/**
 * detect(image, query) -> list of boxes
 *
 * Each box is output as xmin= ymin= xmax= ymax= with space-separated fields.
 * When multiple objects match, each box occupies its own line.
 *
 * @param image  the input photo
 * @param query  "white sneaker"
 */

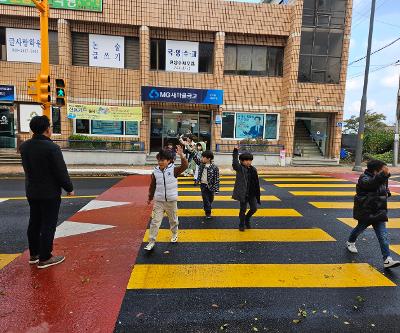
xmin=384 ymin=257 xmax=400 ymax=269
xmin=346 ymin=241 xmax=358 ymax=254
xmin=144 ymin=242 xmax=155 ymax=251
xmin=171 ymin=233 xmax=178 ymax=243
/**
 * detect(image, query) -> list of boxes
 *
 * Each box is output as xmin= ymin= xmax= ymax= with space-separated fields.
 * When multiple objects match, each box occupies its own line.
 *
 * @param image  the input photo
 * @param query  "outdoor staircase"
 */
xmin=292 ymin=120 xmax=338 ymax=167
xmin=0 ymin=149 xmax=21 ymax=165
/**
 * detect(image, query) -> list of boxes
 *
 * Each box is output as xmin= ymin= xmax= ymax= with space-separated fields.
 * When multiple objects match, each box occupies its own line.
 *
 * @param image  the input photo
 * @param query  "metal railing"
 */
xmin=52 ymin=139 xmax=145 ymax=152
xmin=215 ymin=143 xmax=284 ymax=154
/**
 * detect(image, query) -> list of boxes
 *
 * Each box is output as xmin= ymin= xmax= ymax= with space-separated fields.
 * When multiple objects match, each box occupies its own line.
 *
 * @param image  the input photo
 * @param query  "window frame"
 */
xmin=73 ymin=119 xmax=140 ymax=138
xmin=220 ymin=112 xmax=280 ymax=141
xmin=224 ymin=44 xmax=284 ymax=77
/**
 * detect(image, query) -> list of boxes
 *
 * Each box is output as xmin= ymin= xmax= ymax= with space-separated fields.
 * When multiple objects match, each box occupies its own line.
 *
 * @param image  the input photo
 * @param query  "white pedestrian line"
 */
xmin=78 ymin=200 xmax=131 ymax=212
xmin=55 ymin=221 xmax=115 ymax=239
xmin=0 ymin=199 xmax=8 ymax=204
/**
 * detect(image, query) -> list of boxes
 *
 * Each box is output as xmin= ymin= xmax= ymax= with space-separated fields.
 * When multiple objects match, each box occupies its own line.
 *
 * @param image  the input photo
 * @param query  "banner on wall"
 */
xmin=235 ymin=113 xmax=265 ymax=139
xmin=0 ymin=0 xmax=103 ymax=12
xmin=0 ymin=85 xmax=15 ymax=103
xmin=67 ymin=104 xmax=142 ymax=122
xmin=89 ymin=34 xmax=125 ymax=69
xmin=165 ymin=40 xmax=199 ymax=73
xmin=6 ymin=28 xmax=41 ymax=63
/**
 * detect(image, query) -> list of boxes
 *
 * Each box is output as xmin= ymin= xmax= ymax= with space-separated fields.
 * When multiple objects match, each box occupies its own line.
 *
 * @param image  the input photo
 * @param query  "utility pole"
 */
xmin=353 ymin=0 xmax=376 ymax=172
xmin=395 ymin=74 xmax=400 ymax=167
xmin=30 ymin=0 xmax=51 ymax=119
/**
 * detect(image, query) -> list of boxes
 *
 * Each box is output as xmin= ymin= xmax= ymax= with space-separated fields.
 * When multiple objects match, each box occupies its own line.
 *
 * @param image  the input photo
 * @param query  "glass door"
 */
xmin=0 ymin=107 xmax=15 ymax=148
xmin=295 ymin=116 xmax=329 ymax=157
xmin=150 ymin=110 xmax=163 ymax=152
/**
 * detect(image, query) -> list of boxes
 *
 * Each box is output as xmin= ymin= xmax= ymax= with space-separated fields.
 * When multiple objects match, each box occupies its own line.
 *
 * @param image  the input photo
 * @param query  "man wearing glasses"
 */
xmin=20 ymin=115 xmax=74 ymax=269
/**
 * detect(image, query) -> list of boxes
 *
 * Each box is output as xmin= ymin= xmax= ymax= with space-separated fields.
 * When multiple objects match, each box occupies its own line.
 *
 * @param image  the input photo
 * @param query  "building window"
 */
xmin=150 ymin=39 xmax=214 ymax=73
xmin=221 ymin=112 xmax=279 ymax=140
xmin=0 ymin=27 xmax=58 ymax=64
xmin=74 ymin=119 xmax=139 ymax=137
xmin=224 ymin=44 xmax=284 ymax=77
xmin=52 ymin=106 xmax=61 ymax=134
xmin=298 ymin=0 xmax=346 ymax=84
xmin=72 ymin=32 xmax=139 ymax=69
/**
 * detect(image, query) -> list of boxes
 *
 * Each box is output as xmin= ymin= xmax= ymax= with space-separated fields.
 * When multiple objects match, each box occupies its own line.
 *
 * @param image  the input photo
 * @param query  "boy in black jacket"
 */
xmin=347 ymin=160 xmax=400 ymax=268
xmin=192 ymin=150 xmax=220 ymax=219
xmin=232 ymin=148 xmax=261 ymax=231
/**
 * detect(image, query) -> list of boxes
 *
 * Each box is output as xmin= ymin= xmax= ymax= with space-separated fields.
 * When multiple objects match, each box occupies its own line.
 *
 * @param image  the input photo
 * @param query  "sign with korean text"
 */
xmin=67 ymin=104 xmax=142 ymax=122
xmin=6 ymin=28 xmax=41 ymax=63
xmin=141 ymin=86 xmax=224 ymax=105
xmin=0 ymin=0 xmax=103 ymax=12
xmin=0 ymin=85 xmax=15 ymax=103
xmin=165 ymin=40 xmax=199 ymax=73
xmin=89 ymin=34 xmax=124 ymax=69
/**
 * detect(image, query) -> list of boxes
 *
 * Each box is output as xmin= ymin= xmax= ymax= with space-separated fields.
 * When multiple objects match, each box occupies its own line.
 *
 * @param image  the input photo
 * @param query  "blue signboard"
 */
xmin=141 ymin=86 xmax=224 ymax=105
xmin=0 ymin=86 xmax=15 ymax=103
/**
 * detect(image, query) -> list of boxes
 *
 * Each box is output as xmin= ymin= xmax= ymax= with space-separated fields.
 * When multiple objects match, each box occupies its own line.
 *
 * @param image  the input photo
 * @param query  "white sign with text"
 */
xmin=6 ymin=28 xmax=41 ymax=63
xmin=89 ymin=34 xmax=125 ymax=69
xmin=165 ymin=40 xmax=199 ymax=73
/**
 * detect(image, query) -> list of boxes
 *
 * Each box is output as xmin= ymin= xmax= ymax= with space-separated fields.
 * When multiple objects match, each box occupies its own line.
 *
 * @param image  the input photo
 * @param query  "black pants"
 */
xmin=27 ymin=197 xmax=61 ymax=261
xmin=200 ymin=184 xmax=214 ymax=216
xmin=239 ymin=196 xmax=258 ymax=226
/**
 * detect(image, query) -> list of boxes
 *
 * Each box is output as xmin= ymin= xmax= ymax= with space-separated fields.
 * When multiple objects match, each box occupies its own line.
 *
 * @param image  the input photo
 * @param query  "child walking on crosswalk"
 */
xmin=191 ymin=149 xmax=220 ymax=219
xmin=232 ymin=148 xmax=261 ymax=231
xmin=145 ymin=145 xmax=188 ymax=251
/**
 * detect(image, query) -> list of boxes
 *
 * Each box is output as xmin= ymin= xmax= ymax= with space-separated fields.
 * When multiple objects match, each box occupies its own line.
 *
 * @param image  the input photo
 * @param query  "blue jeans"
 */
xmin=200 ymin=184 xmax=214 ymax=216
xmin=349 ymin=221 xmax=391 ymax=259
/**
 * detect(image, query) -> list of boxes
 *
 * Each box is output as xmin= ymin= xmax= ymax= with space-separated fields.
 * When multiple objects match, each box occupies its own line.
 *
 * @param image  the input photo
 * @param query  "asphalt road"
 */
xmin=0 ymin=176 xmax=122 ymax=253
xmin=115 ymin=173 xmax=400 ymax=333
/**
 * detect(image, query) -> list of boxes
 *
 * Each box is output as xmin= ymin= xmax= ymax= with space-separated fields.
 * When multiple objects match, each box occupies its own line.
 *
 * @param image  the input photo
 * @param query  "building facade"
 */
xmin=0 ymin=0 xmax=352 ymax=165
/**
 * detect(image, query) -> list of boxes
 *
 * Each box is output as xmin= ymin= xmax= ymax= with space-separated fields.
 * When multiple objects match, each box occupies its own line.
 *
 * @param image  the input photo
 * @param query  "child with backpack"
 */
xmin=145 ymin=146 xmax=188 ymax=251
xmin=191 ymin=149 xmax=220 ymax=219
xmin=347 ymin=159 xmax=400 ymax=268
xmin=232 ymin=148 xmax=261 ymax=231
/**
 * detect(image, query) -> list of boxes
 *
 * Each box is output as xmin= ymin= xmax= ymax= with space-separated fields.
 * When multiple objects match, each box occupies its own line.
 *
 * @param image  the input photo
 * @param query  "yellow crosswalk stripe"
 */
xmin=128 ymin=263 xmax=395 ymax=289
xmin=338 ymin=218 xmax=400 ymax=229
xmin=265 ymin=178 xmax=346 ymax=182
xmin=144 ymin=229 xmax=335 ymax=242
xmin=293 ymin=192 xmax=400 ymax=197
xmin=179 ymin=195 xmax=280 ymax=202
xmin=276 ymin=184 xmax=355 ymax=188
xmin=290 ymin=191 xmax=357 ymax=196
xmin=178 ymin=187 xmax=265 ymax=192
xmin=0 ymin=254 xmax=20 ymax=270
xmin=179 ymin=180 xmax=235 ymax=185
xmin=311 ymin=202 xmax=400 ymax=209
xmin=390 ymin=245 xmax=400 ymax=256
xmin=178 ymin=208 xmax=301 ymax=217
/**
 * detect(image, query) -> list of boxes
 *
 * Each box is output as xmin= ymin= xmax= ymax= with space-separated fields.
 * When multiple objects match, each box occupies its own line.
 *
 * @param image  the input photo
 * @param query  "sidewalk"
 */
xmin=3 ymin=164 xmax=400 ymax=177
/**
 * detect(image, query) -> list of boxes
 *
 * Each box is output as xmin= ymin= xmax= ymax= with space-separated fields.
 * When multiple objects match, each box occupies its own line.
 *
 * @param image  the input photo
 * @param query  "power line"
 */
xmin=351 ymin=0 xmax=387 ymax=29
xmin=348 ymin=36 xmax=400 ymax=66
xmin=375 ymin=19 xmax=400 ymax=30
xmin=348 ymin=59 xmax=399 ymax=79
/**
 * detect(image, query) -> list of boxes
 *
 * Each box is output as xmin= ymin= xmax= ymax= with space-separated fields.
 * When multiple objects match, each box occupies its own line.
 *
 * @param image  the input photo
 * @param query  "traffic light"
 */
xmin=55 ymin=79 xmax=66 ymax=106
xmin=37 ymin=74 xmax=51 ymax=104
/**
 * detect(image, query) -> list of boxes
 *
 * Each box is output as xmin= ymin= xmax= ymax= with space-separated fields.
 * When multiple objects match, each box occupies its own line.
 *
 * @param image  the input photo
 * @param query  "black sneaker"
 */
xmin=205 ymin=213 xmax=213 ymax=220
xmin=29 ymin=255 xmax=39 ymax=264
xmin=239 ymin=225 xmax=245 ymax=232
xmin=37 ymin=256 xmax=65 ymax=269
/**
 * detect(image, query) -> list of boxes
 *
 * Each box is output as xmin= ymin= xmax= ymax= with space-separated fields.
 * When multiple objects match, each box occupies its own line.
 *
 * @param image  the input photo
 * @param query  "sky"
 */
xmin=230 ymin=0 xmax=400 ymax=124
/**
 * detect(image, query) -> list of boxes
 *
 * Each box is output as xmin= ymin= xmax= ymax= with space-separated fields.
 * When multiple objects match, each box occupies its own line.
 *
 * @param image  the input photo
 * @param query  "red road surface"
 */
xmin=0 ymin=176 xmax=151 ymax=333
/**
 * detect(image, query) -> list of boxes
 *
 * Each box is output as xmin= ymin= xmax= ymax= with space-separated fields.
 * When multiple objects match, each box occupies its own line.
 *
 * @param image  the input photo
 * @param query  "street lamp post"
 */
xmin=353 ymin=0 xmax=376 ymax=172
xmin=395 ymin=74 xmax=400 ymax=167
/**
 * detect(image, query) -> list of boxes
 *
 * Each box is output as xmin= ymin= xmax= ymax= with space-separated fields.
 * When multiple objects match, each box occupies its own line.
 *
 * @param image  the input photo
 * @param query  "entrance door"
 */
xmin=0 ymin=107 xmax=15 ymax=148
xmin=150 ymin=109 xmax=212 ymax=152
xmin=294 ymin=116 xmax=329 ymax=157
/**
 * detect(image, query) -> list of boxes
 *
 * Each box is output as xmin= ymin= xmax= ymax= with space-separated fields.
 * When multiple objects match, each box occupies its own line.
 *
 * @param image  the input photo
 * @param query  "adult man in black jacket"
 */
xmin=20 ymin=116 xmax=74 ymax=269
xmin=347 ymin=160 xmax=400 ymax=269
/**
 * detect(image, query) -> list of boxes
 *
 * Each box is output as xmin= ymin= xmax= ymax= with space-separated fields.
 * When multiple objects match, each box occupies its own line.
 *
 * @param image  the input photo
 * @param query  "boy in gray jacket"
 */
xmin=232 ymin=148 xmax=261 ymax=231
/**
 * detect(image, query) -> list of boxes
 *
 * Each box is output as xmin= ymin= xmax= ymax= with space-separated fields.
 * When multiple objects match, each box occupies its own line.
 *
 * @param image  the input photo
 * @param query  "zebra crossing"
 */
xmin=127 ymin=172 xmax=397 ymax=291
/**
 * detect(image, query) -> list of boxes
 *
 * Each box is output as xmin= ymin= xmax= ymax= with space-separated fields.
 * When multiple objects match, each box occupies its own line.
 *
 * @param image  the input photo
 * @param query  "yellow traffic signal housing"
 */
xmin=38 ymin=74 xmax=51 ymax=103
xmin=55 ymin=79 xmax=66 ymax=106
